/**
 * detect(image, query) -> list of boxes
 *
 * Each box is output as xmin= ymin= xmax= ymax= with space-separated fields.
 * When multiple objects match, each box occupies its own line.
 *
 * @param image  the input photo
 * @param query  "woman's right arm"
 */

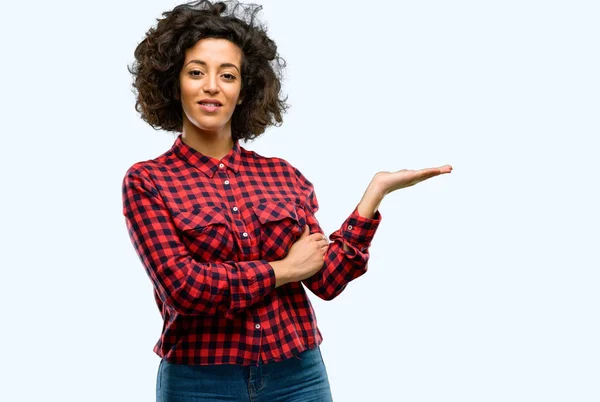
xmin=121 ymin=168 xmax=290 ymax=320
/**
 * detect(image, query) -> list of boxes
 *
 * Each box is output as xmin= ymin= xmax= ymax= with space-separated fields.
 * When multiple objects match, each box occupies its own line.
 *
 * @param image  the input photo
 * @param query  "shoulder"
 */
xmin=241 ymin=146 xmax=299 ymax=175
xmin=123 ymin=160 xmax=158 ymax=180
xmin=246 ymin=148 xmax=314 ymax=192
xmin=122 ymin=147 xmax=175 ymax=185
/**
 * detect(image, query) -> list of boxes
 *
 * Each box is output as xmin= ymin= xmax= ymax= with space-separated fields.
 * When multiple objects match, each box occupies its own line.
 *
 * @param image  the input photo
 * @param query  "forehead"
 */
xmin=184 ymin=38 xmax=242 ymax=64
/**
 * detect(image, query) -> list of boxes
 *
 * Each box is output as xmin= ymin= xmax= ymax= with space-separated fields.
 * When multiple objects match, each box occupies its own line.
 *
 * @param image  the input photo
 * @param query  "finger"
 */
xmin=317 ymin=238 xmax=329 ymax=246
xmin=409 ymin=169 xmax=437 ymax=184
xmin=417 ymin=167 xmax=440 ymax=175
xmin=439 ymin=164 xmax=453 ymax=173
xmin=314 ymin=234 xmax=328 ymax=244
xmin=416 ymin=166 xmax=451 ymax=181
xmin=302 ymin=225 xmax=310 ymax=236
xmin=423 ymin=165 xmax=452 ymax=174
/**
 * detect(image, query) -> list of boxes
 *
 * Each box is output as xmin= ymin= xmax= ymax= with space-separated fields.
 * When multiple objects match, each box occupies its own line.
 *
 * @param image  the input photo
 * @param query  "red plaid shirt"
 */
xmin=121 ymin=134 xmax=381 ymax=366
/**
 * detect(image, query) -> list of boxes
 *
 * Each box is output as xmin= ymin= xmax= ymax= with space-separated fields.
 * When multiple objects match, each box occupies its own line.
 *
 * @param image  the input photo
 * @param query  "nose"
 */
xmin=202 ymin=73 xmax=219 ymax=95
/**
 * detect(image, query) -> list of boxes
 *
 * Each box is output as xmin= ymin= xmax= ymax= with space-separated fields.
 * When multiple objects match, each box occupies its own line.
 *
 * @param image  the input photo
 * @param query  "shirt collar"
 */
xmin=171 ymin=134 xmax=241 ymax=178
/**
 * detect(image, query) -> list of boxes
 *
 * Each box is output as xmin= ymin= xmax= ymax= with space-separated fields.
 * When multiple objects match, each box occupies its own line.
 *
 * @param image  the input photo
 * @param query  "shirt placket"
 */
xmin=217 ymin=161 xmax=264 ymax=365
xmin=217 ymin=162 xmax=254 ymax=256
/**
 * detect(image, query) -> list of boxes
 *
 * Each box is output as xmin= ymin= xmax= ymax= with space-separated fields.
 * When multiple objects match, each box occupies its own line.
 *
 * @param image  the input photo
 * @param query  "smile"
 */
xmin=198 ymin=103 xmax=222 ymax=112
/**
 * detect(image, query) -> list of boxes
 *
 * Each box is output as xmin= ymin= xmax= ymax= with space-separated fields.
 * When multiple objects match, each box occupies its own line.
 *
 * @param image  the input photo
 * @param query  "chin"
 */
xmin=191 ymin=117 xmax=229 ymax=132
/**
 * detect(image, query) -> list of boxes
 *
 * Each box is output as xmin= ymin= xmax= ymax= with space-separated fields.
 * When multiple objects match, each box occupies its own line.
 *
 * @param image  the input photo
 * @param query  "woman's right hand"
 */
xmin=284 ymin=225 xmax=329 ymax=282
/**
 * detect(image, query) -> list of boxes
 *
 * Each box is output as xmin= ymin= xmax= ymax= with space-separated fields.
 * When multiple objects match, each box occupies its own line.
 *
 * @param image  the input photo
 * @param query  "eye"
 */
xmin=222 ymin=73 xmax=237 ymax=81
xmin=189 ymin=70 xmax=203 ymax=77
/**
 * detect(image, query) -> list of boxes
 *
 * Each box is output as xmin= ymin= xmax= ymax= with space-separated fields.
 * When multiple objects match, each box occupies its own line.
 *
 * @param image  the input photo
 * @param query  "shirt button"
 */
xmin=255 ymin=324 xmax=261 ymax=329
xmin=233 ymin=206 xmax=238 ymax=212
xmin=219 ymin=163 xmax=225 ymax=168
xmin=348 ymin=225 xmax=353 ymax=230
xmin=242 ymin=232 xmax=248 ymax=237
xmin=224 ymin=180 xmax=230 ymax=185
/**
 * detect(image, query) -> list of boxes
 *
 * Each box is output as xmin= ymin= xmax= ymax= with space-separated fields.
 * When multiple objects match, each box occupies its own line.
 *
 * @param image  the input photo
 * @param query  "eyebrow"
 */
xmin=184 ymin=60 xmax=240 ymax=73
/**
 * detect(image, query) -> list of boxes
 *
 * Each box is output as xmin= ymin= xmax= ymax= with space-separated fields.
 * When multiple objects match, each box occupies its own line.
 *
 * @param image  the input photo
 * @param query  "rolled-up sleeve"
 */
xmin=292 ymin=167 xmax=381 ymax=301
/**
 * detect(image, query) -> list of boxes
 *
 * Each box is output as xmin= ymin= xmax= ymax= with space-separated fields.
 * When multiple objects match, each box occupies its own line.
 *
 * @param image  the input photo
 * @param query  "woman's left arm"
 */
xmin=292 ymin=167 xmax=381 ymax=301
xmin=294 ymin=164 xmax=453 ymax=300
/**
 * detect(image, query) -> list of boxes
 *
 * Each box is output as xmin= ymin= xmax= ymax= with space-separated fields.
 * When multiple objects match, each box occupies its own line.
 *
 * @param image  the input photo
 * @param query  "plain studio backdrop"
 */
xmin=1 ymin=0 xmax=598 ymax=401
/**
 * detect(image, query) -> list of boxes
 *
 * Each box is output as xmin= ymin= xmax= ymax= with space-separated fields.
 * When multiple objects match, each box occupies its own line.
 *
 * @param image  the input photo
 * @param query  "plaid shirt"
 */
xmin=121 ymin=134 xmax=382 ymax=366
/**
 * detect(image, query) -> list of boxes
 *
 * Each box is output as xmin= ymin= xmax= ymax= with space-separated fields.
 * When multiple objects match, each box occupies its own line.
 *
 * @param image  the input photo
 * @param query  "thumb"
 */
xmin=302 ymin=225 xmax=310 ymax=236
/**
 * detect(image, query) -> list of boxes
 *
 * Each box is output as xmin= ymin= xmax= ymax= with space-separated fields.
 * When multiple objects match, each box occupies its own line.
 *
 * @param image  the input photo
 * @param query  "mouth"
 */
xmin=198 ymin=102 xmax=222 ymax=112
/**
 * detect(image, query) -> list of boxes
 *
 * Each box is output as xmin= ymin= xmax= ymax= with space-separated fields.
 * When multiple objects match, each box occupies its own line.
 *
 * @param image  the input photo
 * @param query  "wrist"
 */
xmin=369 ymin=174 xmax=388 ymax=198
xmin=357 ymin=180 xmax=384 ymax=219
xmin=270 ymin=259 xmax=295 ymax=287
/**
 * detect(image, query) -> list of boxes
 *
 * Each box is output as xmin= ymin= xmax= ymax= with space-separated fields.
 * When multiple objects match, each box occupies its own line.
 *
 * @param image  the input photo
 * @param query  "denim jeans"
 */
xmin=156 ymin=345 xmax=334 ymax=401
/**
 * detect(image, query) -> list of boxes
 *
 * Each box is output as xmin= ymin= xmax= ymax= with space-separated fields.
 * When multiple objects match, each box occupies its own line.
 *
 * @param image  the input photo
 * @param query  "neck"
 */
xmin=181 ymin=119 xmax=235 ymax=161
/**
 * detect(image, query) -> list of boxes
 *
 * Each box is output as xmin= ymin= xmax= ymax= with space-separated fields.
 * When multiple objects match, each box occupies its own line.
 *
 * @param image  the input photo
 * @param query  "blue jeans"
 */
xmin=156 ymin=346 xmax=334 ymax=401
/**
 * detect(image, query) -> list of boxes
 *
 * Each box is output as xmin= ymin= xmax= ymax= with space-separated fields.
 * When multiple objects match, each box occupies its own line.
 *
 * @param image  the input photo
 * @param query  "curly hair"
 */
xmin=127 ymin=0 xmax=289 ymax=141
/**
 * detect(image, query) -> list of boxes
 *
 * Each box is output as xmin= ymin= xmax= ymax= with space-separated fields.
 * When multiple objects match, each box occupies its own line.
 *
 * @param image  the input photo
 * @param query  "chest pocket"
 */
xmin=173 ymin=205 xmax=236 ymax=262
xmin=252 ymin=201 xmax=307 ymax=261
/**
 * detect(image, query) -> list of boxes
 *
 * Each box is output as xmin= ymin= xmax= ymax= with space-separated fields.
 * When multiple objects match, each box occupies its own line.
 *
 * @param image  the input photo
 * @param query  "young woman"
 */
xmin=122 ymin=1 xmax=452 ymax=400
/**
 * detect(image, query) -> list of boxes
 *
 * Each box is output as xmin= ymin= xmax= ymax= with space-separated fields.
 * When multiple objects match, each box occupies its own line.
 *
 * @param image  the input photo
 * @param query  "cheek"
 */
xmin=179 ymin=89 xmax=201 ymax=116
xmin=224 ymin=92 xmax=241 ymax=114
xmin=228 ymin=84 xmax=242 ymax=102
xmin=179 ymin=78 xmax=199 ymax=98
xmin=180 ymin=97 xmax=196 ymax=118
xmin=178 ymin=90 xmax=192 ymax=108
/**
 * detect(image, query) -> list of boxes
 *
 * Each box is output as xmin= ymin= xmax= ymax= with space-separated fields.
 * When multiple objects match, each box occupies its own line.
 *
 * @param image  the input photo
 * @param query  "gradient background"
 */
xmin=1 ymin=0 xmax=598 ymax=400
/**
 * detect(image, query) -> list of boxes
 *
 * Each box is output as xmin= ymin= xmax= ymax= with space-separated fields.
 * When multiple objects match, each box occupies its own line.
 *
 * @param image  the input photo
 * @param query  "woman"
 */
xmin=122 ymin=1 xmax=452 ymax=400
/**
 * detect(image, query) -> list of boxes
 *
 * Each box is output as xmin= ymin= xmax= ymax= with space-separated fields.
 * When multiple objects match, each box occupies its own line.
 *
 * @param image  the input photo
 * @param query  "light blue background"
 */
xmin=1 ymin=0 xmax=598 ymax=401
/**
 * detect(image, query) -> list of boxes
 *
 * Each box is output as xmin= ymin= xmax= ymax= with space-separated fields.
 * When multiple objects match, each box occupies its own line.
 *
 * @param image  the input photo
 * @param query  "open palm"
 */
xmin=374 ymin=164 xmax=453 ymax=196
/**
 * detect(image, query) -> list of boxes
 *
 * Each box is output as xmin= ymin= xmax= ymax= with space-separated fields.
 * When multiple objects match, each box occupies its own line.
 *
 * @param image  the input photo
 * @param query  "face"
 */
xmin=179 ymin=38 xmax=243 ymax=136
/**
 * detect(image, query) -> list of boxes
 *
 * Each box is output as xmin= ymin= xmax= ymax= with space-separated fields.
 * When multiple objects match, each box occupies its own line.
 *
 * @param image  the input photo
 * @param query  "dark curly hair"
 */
xmin=127 ymin=0 xmax=289 ymax=141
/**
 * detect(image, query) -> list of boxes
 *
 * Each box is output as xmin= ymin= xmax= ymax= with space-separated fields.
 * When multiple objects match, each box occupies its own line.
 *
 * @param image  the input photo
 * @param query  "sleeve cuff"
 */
xmin=341 ymin=205 xmax=382 ymax=247
xmin=246 ymin=260 xmax=277 ymax=297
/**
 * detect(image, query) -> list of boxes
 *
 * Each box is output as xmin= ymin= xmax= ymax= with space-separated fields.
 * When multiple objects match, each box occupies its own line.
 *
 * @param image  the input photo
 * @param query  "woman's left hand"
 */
xmin=347 ymin=164 xmax=453 ymax=250
xmin=354 ymin=164 xmax=453 ymax=220
xmin=372 ymin=164 xmax=453 ymax=197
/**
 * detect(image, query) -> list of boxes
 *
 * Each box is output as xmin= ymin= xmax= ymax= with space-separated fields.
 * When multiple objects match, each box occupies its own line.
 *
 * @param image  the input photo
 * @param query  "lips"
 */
xmin=198 ymin=98 xmax=222 ymax=106
xmin=197 ymin=97 xmax=223 ymax=113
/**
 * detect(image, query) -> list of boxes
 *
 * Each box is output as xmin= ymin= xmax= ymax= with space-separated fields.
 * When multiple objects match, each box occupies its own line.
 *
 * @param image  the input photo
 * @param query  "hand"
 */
xmin=372 ymin=164 xmax=453 ymax=197
xmin=284 ymin=225 xmax=329 ymax=282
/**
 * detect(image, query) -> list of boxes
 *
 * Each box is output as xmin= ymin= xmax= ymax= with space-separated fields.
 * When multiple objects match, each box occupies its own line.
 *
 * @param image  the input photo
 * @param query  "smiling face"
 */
xmin=179 ymin=38 xmax=243 ymax=137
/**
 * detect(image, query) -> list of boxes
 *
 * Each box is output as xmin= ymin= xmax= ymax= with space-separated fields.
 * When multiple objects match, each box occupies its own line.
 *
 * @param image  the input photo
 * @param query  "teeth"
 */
xmin=200 ymin=103 xmax=220 ymax=106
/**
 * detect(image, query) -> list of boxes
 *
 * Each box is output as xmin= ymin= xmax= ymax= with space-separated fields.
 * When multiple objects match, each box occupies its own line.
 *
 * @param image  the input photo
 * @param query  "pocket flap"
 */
xmin=252 ymin=201 xmax=298 ymax=225
xmin=173 ymin=205 xmax=228 ymax=232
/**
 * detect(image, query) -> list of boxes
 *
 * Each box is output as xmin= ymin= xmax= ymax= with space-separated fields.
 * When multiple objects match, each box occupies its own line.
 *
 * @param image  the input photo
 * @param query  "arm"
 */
xmin=296 ymin=163 xmax=454 ymax=300
xmin=122 ymin=167 xmax=282 ymax=320
xmin=293 ymin=168 xmax=382 ymax=301
xmin=299 ymin=164 xmax=453 ymax=299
